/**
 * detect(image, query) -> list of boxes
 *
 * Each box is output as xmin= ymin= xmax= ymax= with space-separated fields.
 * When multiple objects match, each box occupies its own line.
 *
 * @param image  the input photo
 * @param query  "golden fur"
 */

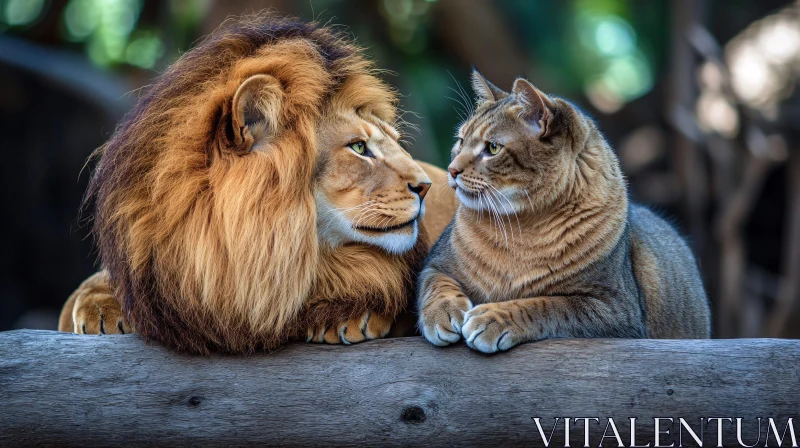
xmin=59 ymin=271 xmax=131 ymax=335
xmin=418 ymin=71 xmax=710 ymax=353
xmin=58 ymin=14 xmax=456 ymax=354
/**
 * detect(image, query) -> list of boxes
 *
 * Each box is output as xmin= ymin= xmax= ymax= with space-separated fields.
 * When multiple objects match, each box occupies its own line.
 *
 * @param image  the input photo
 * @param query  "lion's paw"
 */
xmin=420 ymin=295 xmax=473 ymax=347
xmin=73 ymin=289 xmax=131 ymax=335
xmin=461 ymin=303 xmax=524 ymax=353
xmin=306 ymin=312 xmax=392 ymax=345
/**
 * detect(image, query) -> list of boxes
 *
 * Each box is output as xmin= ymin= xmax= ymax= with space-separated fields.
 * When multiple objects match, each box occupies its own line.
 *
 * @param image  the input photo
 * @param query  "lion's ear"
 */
xmin=223 ymin=74 xmax=284 ymax=153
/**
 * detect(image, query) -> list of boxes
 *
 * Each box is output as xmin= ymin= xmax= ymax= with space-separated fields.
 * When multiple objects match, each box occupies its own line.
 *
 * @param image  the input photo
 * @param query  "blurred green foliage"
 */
xmin=2 ymin=0 xmax=47 ymax=27
xmin=293 ymin=0 xmax=667 ymax=162
xmin=0 ymin=0 xmax=668 ymax=163
xmin=0 ymin=0 xmax=210 ymax=69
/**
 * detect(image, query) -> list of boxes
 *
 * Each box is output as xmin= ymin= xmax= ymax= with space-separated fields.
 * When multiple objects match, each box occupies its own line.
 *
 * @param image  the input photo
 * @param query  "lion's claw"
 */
xmin=306 ymin=312 xmax=392 ymax=344
xmin=67 ymin=272 xmax=132 ymax=335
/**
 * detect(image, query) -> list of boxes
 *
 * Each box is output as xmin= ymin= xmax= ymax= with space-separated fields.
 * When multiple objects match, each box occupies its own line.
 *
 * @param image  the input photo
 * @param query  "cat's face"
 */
xmin=448 ymin=71 xmax=587 ymax=214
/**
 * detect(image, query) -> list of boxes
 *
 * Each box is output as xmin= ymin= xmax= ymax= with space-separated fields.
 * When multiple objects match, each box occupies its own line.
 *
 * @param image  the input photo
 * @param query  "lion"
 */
xmin=57 ymin=14 xmax=457 ymax=354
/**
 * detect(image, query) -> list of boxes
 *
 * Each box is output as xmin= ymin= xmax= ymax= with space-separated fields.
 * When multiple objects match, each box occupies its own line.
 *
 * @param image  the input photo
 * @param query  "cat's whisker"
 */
xmin=444 ymin=85 xmax=470 ymax=121
xmin=433 ymin=184 xmax=454 ymax=202
xmin=523 ymin=189 xmax=535 ymax=211
xmin=488 ymin=189 xmax=512 ymax=245
xmin=449 ymin=72 xmax=475 ymax=116
xmin=444 ymin=91 xmax=469 ymax=115
xmin=472 ymin=181 xmax=510 ymax=244
xmin=446 ymin=81 xmax=471 ymax=114
xmin=445 ymin=85 xmax=469 ymax=109
xmin=477 ymin=191 xmax=488 ymax=224
xmin=484 ymin=193 xmax=500 ymax=241
xmin=477 ymin=192 xmax=485 ymax=223
xmin=444 ymin=96 xmax=468 ymax=122
xmin=434 ymin=181 xmax=453 ymax=193
xmin=477 ymin=190 xmax=497 ymax=238
xmin=475 ymin=187 xmax=495 ymax=236
xmin=483 ymin=188 xmax=508 ymax=246
xmin=488 ymin=185 xmax=522 ymax=239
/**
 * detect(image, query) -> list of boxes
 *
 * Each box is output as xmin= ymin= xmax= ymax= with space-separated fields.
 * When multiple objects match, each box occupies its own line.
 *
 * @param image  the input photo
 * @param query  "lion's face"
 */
xmin=91 ymin=17 xmax=435 ymax=353
xmin=314 ymin=110 xmax=431 ymax=254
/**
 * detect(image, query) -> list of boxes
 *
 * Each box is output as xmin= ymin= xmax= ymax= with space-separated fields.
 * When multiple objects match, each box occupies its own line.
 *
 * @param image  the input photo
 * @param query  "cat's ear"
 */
xmin=220 ymin=74 xmax=284 ymax=154
xmin=471 ymin=69 xmax=509 ymax=103
xmin=512 ymin=78 xmax=555 ymax=137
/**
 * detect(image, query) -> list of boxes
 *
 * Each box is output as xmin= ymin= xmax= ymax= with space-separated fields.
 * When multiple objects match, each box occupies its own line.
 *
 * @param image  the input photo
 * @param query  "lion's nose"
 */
xmin=408 ymin=182 xmax=431 ymax=200
xmin=448 ymin=167 xmax=463 ymax=179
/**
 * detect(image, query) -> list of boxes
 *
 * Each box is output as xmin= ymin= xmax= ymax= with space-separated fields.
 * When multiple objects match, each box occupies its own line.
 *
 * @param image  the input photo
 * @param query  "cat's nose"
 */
xmin=448 ymin=167 xmax=463 ymax=179
xmin=408 ymin=182 xmax=431 ymax=200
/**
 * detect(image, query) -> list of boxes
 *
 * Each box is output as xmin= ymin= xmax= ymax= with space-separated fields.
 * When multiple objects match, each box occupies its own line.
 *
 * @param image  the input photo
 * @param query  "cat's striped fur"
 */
xmin=417 ymin=71 xmax=710 ymax=353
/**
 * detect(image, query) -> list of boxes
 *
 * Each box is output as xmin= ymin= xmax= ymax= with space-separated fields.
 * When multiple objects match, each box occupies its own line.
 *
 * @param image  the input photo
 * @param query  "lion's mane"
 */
xmin=88 ymin=14 xmax=402 ymax=354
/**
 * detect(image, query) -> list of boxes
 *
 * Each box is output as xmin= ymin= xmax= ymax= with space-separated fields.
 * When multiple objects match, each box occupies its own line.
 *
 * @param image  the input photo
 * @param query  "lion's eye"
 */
xmin=485 ymin=141 xmax=503 ymax=155
xmin=348 ymin=141 xmax=368 ymax=156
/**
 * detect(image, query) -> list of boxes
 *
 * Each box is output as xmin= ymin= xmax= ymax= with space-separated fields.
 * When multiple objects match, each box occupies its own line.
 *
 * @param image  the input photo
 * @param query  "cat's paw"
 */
xmin=73 ymin=292 xmax=131 ymax=335
xmin=306 ymin=312 xmax=392 ymax=345
xmin=420 ymin=295 xmax=473 ymax=346
xmin=461 ymin=303 xmax=524 ymax=353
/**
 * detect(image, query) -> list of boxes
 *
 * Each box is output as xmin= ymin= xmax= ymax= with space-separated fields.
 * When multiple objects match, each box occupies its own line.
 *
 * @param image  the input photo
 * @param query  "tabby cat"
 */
xmin=418 ymin=70 xmax=710 ymax=353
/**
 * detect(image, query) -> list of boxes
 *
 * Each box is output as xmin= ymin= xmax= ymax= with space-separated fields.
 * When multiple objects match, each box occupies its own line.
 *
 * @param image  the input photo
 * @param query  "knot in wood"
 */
xmin=401 ymin=406 xmax=426 ymax=424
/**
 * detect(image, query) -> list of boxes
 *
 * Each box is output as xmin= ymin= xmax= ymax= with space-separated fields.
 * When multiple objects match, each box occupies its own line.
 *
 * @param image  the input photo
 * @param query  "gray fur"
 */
xmin=420 ymin=205 xmax=711 ymax=345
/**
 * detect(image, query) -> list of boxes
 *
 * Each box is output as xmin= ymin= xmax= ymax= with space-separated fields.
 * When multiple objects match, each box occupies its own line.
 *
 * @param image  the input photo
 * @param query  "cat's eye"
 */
xmin=485 ymin=141 xmax=503 ymax=155
xmin=348 ymin=141 xmax=370 ymax=156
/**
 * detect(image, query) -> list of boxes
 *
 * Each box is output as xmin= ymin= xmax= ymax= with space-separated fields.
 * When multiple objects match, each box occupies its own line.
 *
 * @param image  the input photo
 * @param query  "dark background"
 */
xmin=2 ymin=0 xmax=798 ymax=338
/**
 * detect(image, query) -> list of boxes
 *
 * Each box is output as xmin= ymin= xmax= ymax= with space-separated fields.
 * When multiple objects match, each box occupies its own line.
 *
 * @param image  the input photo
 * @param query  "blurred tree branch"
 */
xmin=673 ymin=1 xmax=800 ymax=338
xmin=0 ymin=35 xmax=131 ymax=120
xmin=433 ymin=0 xmax=529 ymax=86
xmin=767 ymin=150 xmax=800 ymax=337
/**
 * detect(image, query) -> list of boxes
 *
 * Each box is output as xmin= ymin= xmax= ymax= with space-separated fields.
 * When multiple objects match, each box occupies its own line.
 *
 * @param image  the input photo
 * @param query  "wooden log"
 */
xmin=0 ymin=330 xmax=798 ymax=447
